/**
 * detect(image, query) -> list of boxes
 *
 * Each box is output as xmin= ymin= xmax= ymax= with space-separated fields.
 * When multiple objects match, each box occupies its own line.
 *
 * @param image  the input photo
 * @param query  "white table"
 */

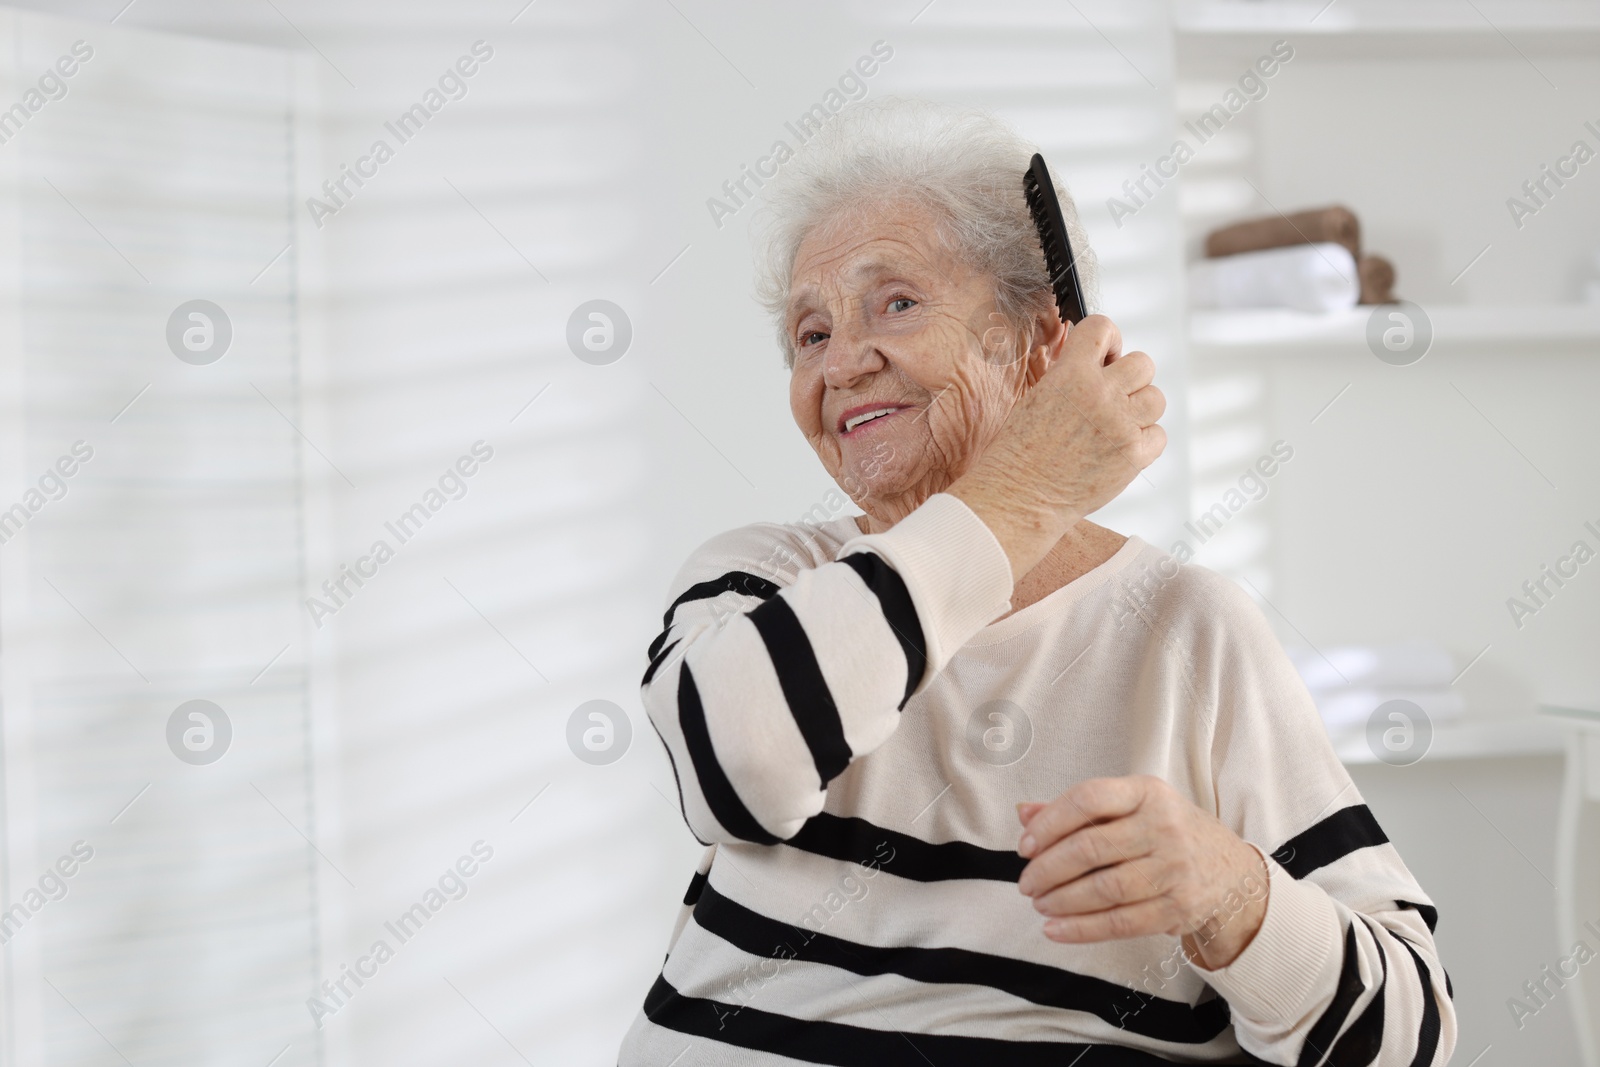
xmin=1543 ymin=704 xmax=1600 ymax=1067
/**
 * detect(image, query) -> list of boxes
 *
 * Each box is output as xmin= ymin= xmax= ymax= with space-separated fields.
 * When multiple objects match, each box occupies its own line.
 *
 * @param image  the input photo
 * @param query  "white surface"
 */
xmin=1175 ymin=0 xmax=1600 ymax=34
xmin=1191 ymin=305 xmax=1600 ymax=348
xmin=1331 ymin=714 xmax=1566 ymax=764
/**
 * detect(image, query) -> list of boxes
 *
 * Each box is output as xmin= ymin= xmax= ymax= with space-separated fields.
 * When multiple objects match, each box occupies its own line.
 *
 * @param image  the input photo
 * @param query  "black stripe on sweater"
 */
xmin=838 ymin=551 xmax=927 ymax=708
xmin=683 ymin=870 xmax=708 ymax=907
xmin=785 ymin=812 xmax=1026 ymax=883
xmin=677 ymin=663 xmax=778 ymax=845
xmin=691 ymin=881 xmax=1231 ymax=1044
xmin=1323 ymin=915 xmax=1389 ymax=1066
xmin=641 ymin=637 xmax=680 ymax=688
xmin=1296 ymin=923 xmax=1366 ymax=1067
xmin=1395 ymin=899 xmax=1438 ymax=935
xmin=642 ymin=973 xmax=1263 ymax=1067
xmin=647 ymin=714 xmax=707 ymax=847
xmin=1396 ymin=935 xmax=1442 ymax=1067
xmin=747 ymin=595 xmax=853 ymax=784
xmin=647 ymin=570 xmax=780 ymax=661
xmin=1271 ymin=805 xmax=1389 ymax=880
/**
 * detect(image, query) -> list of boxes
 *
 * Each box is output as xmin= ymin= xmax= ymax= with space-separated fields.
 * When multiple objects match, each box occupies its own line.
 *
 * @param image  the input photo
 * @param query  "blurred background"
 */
xmin=0 ymin=0 xmax=1596 ymax=1063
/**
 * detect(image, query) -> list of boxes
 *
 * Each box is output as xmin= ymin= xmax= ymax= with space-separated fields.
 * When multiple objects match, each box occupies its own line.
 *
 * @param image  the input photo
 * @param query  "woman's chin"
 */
xmin=837 ymin=470 xmax=920 ymax=513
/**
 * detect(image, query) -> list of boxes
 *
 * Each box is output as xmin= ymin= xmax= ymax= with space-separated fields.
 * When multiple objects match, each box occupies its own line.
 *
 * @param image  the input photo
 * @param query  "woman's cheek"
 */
xmin=789 ymin=373 xmax=824 ymax=439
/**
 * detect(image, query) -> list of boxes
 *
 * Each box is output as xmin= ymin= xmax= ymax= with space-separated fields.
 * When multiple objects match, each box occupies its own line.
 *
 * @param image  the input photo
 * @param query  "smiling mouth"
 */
xmin=840 ymin=405 xmax=912 ymax=436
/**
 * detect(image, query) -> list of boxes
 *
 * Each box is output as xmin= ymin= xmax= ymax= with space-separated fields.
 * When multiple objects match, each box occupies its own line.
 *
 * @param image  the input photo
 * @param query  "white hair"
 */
xmin=750 ymin=95 xmax=1099 ymax=370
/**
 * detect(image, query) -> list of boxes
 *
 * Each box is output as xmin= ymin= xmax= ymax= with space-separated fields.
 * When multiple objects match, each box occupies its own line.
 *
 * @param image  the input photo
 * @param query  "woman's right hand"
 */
xmin=947 ymin=314 xmax=1166 ymax=581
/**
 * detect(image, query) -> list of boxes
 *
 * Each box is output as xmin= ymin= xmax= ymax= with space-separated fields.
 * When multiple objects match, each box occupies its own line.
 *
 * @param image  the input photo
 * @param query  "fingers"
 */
xmin=1031 ymin=854 xmax=1166 ymax=918
xmin=1043 ymin=896 xmax=1175 ymax=944
xmin=1060 ymin=314 xmax=1121 ymax=370
xmin=1018 ymin=812 xmax=1151 ymax=897
xmin=1102 ymin=349 xmax=1154 ymax=394
xmin=1018 ymin=776 xmax=1149 ymax=859
xmin=1135 ymin=422 xmax=1168 ymax=469
xmin=1016 ymin=801 xmax=1046 ymax=825
xmin=1128 ymin=382 xmax=1165 ymax=427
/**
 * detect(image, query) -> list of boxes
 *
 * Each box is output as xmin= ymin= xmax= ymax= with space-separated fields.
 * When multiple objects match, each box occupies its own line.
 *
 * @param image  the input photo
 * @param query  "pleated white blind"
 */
xmin=0 ymin=12 xmax=317 ymax=1066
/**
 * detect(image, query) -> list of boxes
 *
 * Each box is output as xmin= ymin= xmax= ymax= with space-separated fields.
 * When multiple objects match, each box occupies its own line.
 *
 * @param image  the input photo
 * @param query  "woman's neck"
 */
xmin=1001 ymin=520 xmax=1127 ymax=617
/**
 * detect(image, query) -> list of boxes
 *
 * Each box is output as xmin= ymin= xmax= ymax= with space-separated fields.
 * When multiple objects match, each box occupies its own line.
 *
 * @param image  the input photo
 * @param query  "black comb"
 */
xmin=1023 ymin=152 xmax=1087 ymax=325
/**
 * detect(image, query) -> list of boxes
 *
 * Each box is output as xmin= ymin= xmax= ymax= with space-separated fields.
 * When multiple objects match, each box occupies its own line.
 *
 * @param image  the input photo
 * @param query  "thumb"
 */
xmin=1016 ymin=801 xmax=1046 ymax=826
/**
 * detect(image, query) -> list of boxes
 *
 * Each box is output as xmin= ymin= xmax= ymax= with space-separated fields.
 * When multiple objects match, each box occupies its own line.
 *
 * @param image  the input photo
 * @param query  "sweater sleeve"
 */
xmin=1176 ymin=573 xmax=1458 ymax=1067
xmin=642 ymin=492 xmax=1014 ymax=845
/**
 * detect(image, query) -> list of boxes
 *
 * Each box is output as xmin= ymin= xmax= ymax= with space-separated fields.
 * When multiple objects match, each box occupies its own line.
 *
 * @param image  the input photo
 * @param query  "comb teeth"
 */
xmin=1022 ymin=171 xmax=1059 ymax=276
xmin=1023 ymin=153 xmax=1087 ymax=324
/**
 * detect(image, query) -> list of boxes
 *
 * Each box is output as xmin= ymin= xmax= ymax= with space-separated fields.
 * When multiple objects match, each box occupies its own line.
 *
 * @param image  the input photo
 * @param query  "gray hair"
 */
xmin=750 ymin=95 xmax=1100 ymax=371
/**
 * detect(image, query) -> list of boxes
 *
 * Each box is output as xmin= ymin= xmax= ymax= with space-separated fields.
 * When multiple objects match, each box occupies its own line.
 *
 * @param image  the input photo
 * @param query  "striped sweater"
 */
xmin=620 ymin=491 xmax=1456 ymax=1065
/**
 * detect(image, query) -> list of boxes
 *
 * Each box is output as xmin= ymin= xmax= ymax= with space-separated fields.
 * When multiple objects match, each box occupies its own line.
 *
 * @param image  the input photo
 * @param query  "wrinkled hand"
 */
xmin=947 ymin=314 xmax=1167 ymax=584
xmin=972 ymin=314 xmax=1166 ymax=526
xmin=1015 ymin=775 xmax=1269 ymax=969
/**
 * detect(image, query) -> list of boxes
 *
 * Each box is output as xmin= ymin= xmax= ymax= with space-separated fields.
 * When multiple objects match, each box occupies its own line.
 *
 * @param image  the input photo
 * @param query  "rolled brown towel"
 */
xmin=1205 ymin=205 xmax=1361 ymax=262
xmin=1358 ymin=254 xmax=1397 ymax=304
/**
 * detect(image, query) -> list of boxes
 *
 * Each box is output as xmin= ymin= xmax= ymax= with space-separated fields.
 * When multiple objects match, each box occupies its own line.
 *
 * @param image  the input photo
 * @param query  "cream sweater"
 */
xmin=619 ymin=491 xmax=1456 ymax=1065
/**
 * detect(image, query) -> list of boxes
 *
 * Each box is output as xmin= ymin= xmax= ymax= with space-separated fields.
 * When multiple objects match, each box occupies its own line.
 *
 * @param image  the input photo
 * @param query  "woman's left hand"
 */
xmin=1015 ymin=775 xmax=1269 ymax=969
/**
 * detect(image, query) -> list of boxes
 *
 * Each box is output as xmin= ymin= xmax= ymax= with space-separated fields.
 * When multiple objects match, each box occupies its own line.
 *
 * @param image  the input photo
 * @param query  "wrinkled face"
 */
xmin=786 ymin=198 xmax=1038 ymax=516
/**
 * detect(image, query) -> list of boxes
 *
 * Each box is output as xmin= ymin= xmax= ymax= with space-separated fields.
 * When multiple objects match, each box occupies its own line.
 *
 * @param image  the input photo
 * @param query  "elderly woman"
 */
xmin=620 ymin=97 xmax=1455 ymax=1065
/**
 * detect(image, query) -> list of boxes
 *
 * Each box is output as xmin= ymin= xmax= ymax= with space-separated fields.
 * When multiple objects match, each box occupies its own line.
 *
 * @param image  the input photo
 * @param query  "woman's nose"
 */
xmin=822 ymin=323 xmax=886 ymax=388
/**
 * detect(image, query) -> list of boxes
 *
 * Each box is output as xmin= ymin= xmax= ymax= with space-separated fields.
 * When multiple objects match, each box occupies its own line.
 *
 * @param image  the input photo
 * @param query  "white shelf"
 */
xmin=1175 ymin=1 xmax=1600 ymax=65
xmin=1189 ymin=305 xmax=1600 ymax=351
xmin=1331 ymin=713 xmax=1568 ymax=765
xmin=1541 ymin=703 xmax=1600 ymax=726
xmin=1176 ymin=0 xmax=1600 ymax=35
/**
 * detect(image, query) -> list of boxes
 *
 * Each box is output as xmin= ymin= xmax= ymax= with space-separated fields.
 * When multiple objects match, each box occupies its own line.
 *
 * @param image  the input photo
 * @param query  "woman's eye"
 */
xmin=888 ymin=297 xmax=916 ymax=313
xmin=799 ymin=330 xmax=828 ymax=347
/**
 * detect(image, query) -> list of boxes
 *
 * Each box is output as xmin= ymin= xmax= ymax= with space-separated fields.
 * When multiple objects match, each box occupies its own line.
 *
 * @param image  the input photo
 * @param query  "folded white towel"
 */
xmin=1288 ymin=641 xmax=1457 ymax=691
xmin=1189 ymin=242 xmax=1359 ymax=313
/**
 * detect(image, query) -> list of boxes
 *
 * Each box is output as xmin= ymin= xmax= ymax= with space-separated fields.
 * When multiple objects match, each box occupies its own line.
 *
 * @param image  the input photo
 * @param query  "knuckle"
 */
xmin=1083 ymin=317 xmax=1118 ymax=346
xmin=1032 ymin=805 xmax=1060 ymax=841
xmin=1071 ymin=834 xmax=1100 ymax=866
xmin=1041 ymin=886 xmax=1073 ymax=915
xmin=1158 ymin=809 xmax=1184 ymax=844
xmin=1095 ymin=864 xmax=1129 ymax=901
xmin=1068 ymin=833 xmax=1101 ymax=870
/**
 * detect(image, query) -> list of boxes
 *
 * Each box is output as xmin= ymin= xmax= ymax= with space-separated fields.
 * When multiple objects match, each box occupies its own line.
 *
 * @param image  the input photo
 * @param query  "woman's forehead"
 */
xmin=788 ymin=222 xmax=956 ymax=311
xmin=787 ymin=253 xmax=934 ymax=326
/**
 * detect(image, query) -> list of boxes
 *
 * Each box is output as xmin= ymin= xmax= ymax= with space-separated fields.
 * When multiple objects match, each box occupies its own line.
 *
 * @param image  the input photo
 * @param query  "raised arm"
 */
xmin=643 ymin=315 xmax=1166 ymax=846
xmin=641 ymin=492 xmax=1014 ymax=845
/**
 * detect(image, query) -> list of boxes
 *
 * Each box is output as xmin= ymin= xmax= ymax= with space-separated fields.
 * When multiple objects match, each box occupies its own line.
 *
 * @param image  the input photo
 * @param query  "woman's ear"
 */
xmin=1024 ymin=304 xmax=1069 ymax=387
